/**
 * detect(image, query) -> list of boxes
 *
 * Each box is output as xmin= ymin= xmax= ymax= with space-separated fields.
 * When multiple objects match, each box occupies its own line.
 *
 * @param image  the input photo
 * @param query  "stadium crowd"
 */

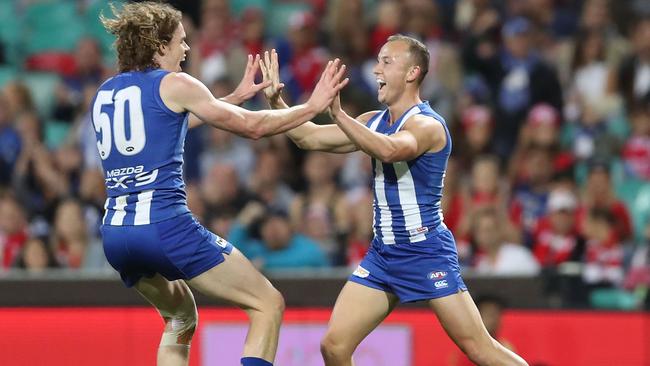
xmin=0 ymin=0 xmax=648 ymax=308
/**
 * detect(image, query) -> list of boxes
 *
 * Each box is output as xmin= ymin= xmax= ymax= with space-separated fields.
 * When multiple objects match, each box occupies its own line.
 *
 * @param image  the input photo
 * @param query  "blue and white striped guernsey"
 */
xmin=367 ymin=101 xmax=451 ymax=245
xmin=92 ymin=69 xmax=191 ymax=226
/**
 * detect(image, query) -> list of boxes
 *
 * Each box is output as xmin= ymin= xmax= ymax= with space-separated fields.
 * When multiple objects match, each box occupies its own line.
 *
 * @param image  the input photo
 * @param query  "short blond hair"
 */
xmin=387 ymin=34 xmax=430 ymax=85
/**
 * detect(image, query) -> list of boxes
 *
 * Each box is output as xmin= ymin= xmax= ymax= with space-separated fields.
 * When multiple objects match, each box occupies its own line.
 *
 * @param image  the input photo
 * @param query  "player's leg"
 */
xmin=134 ymin=274 xmax=198 ymax=366
xmin=186 ymin=248 xmax=284 ymax=365
xmin=320 ymin=281 xmax=399 ymax=366
xmin=429 ymin=291 xmax=528 ymax=366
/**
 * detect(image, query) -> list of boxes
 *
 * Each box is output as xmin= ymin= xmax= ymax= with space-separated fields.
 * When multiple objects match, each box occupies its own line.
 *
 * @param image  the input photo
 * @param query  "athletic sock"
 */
xmin=241 ymin=357 xmax=273 ymax=366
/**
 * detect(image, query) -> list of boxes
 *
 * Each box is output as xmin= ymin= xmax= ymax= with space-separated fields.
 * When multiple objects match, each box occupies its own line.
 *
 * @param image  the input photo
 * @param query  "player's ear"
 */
xmin=406 ymin=65 xmax=420 ymax=83
xmin=158 ymin=41 xmax=169 ymax=56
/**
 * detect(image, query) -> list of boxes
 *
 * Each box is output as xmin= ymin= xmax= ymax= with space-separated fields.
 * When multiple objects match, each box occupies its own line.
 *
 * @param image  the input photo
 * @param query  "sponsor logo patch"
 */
xmin=352 ymin=265 xmax=370 ymax=278
xmin=434 ymin=280 xmax=448 ymax=289
xmin=408 ymin=226 xmax=429 ymax=236
xmin=428 ymin=271 xmax=448 ymax=280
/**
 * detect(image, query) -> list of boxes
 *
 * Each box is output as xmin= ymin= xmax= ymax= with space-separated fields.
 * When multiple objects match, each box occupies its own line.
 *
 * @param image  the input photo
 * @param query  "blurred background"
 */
xmin=0 ymin=0 xmax=649 ymax=365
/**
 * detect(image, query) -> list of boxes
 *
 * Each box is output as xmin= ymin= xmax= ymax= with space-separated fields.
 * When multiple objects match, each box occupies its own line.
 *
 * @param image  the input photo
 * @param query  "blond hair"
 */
xmin=100 ymin=2 xmax=182 ymax=72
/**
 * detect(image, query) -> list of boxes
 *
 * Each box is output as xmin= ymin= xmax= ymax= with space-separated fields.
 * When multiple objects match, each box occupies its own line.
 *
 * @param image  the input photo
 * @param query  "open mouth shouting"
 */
xmin=377 ymin=78 xmax=387 ymax=91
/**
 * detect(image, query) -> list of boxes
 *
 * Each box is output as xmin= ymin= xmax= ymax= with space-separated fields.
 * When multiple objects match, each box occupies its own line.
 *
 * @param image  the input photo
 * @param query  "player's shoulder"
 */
xmin=403 ymin=113 xmax=446 ymax=133
xmin=161 ymin=72 xmax=199 ymax=90
xmin=159 ymin=72 xmax=206 ymax=103
xmin=356 ymin=110 xmax=382 ymax=123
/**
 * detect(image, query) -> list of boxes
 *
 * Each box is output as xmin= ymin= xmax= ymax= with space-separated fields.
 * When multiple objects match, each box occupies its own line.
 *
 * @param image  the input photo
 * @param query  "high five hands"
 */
xmin=230 ymin=54 xmax=273 ymax=104
xmin=260 ymin=49 xmax=348 ymax=114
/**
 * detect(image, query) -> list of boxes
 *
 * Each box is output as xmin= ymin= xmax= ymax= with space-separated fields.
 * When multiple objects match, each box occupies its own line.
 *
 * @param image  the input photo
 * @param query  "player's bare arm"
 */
xmin=187 ymin=54 xmax=271 ymax=128
xmin=160 ymin=59 xmax=348 ymax=139
xmin=331 ymin=94 xmax=446 ymax=163
xmin=259 ymin=49 xmax=362 ymax=153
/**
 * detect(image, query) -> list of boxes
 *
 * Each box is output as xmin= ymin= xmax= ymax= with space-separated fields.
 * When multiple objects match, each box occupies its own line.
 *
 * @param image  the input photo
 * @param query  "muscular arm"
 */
xmin=162 ymin=72 xmax=323 ymax=139
xmin=187 ymin=91 xmax=246 ymax=129
xmin=268 ymin=96 xmax=375 ymax=153
xmin=187 ymin=54 xmax=271 ymax=129
xmin=333 ymin=110 xmax=447 ymax=163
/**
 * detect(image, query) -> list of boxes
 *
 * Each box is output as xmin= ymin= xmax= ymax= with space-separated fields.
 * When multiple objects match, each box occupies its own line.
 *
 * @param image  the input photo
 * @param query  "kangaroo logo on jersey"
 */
xmin=215 ymin=236 xmax=228 ymax=248
xmin=352 ymin=265 xmax=370 ymax=278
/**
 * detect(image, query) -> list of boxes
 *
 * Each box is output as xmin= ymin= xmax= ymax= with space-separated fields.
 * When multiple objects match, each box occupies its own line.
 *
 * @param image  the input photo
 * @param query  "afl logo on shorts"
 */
xmin=352 ymin=265 xmax=370 ymax=278
xmin=428 ymin=271 xmax=447 ymax=280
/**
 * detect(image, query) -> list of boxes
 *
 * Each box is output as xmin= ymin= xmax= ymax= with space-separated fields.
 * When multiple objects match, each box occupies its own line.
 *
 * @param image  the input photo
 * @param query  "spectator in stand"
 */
xmin=2 ymin=81 xmax=34 ymax=121
xmin=464 ymin=16 xmax=563 ymax=160
xmin=326 ymin=0 xmax=366 ymax=55
xmin=51 ymin=198 xmax=107 ymax=270
xmin=12 ymin=112 xmax=69 ymax=220
xmin=472 ymin=207 xmax=540 ymax=275
xmin=369 ymin=1 xmax=404 ymax=56
xmin=403 ymin=0 xmax=461 ymax=118
xmin=456 ymin=155 xmax=518 ymax=258
xmin=582 ymin=208 xmax=625 ymax=286
xmin=562 ymin=0 xmax=628 ymax=71
xmin=248 ymin=148 xmax=295 ymax=214
xmin=290 ymin=152 xmax=349 ymax=264
xmin=53 ymin=38 xmax=108 ymax=124
xmin=0 ymin=194 xmax=28 ymax=269
xmin=623 ymin=221 xmax=650 ymax=309
xmin=563 ymin=29 xmax=619 ymax=122
xmin=622 ymin=102 xmax=650 ymax=180
xmin=12 ymin=236 xmax=59 ymax=272
xmin=344 ymin=188 xmax=373 ymax=268
xmin=78 ymin=168 xmax=106 ymax=238
xmin=441 ymin=157 xmax=464 ymax=236
xmin=577 ymin=162 xmax=633 ymax=242
xmin=532 ymin=188 xmax=585 ymax=267
xmin=455 ymin=105 xmax=494 ymax=171
xmin=612 ymin=16 xmax=650 ymax=111
xmin=229 ymin=202 xmax=329 ymax=270
xmin=0 ymin=95 xmax=20 ymax=186
xmin=199 ymin=127 xmax=255 ymax=183
xmin=568 ymin=113 xmax=622 ymax=166
xmin=238 ymin=7 xmax=266 ymax=57
xmin=509 ymin=145 xmax=555 ymax=246
xmin=278 ymin=11 xmax=329 ymax=103
xmin=201 ymin=163 xmax=252 ymax=220
xmin=197 ymin=0 xmax=238 ymax=85
xmin=510 ymin=104 xmax=573 ymax=181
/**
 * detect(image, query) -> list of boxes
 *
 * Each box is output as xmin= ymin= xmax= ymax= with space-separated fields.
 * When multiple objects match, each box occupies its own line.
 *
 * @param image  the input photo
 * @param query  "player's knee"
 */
xmin=263 ymin=287 xmax=285 ymax=318
xmin=457 ymin=337 xmax=488 ymax=365
xmin=159 ymin=298 xmax=198 ymax=347
xmin=320 ymin=333 xmax=352 ymax=360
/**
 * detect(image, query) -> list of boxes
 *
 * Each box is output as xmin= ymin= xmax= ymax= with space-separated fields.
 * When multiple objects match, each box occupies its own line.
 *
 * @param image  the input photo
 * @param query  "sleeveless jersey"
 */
xmin=91 ymin=69 xmax=190 ymax=226
xmin=367 ymin=101 xmax=451 ymax=245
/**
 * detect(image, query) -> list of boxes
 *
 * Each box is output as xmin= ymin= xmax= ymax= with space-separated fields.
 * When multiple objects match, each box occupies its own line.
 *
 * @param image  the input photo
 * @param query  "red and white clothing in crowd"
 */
xmin=583 ymin=235 xmax=624 ymax=285
xmin=0 ymin=228 xmax=28 ymax=268
xmin=622 ymin=135 xmax=650 ymax=180
xmin=532 ymin=217 xmax=582 ymax=267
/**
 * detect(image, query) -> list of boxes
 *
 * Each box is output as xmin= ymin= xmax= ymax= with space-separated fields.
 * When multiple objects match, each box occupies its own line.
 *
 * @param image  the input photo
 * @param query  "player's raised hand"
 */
xmin=230 ymin=54 xmax=272 ymax=104
xmin=306 ymin=59 xmax=349 ymax=113
xmin=329 ymin=92 xmax=344 ymax=121
xmin=259 ymin=49 xmax=285 ymax=103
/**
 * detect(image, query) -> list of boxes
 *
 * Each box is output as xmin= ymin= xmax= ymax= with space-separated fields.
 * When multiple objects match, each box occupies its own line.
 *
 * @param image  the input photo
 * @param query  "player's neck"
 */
xmin=155 ymin=56 xmax=176 ymax=72
xmin=386 ymin=92 xmax=421 ymax=125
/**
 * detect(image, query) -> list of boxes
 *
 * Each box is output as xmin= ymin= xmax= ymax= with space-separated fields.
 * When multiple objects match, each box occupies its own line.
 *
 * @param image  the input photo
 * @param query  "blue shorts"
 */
xmin=101 ymin=213 xmax=233 ymax=287
xmin=349 ymin=225 xmax=467 ymax=303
